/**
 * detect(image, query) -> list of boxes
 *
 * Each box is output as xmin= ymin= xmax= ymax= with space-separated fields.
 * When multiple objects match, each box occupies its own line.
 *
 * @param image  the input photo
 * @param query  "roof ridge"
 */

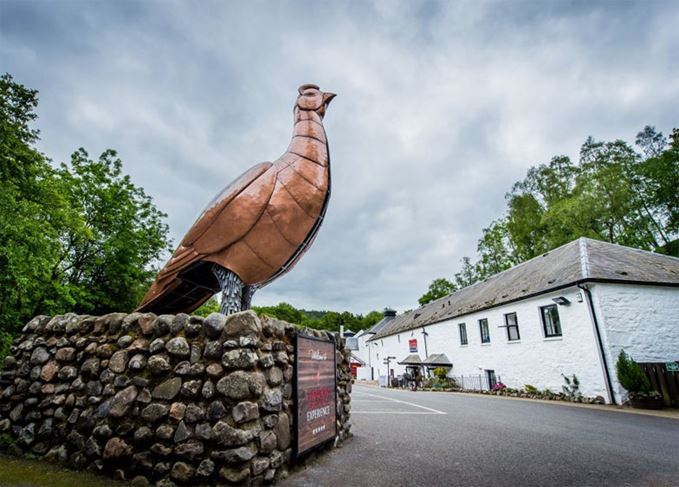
xmin=579 ymin=237 xmax=591 ymax=279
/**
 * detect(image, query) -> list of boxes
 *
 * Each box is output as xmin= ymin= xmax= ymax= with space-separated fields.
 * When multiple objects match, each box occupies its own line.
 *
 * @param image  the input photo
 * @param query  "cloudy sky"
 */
xmin=2 ymin=0 xmax=678 ymax=314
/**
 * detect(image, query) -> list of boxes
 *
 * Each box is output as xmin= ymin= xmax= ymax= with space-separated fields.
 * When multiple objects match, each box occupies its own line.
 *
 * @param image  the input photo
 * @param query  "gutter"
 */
xmin=578 ymin=283 xmax=616 ymax=405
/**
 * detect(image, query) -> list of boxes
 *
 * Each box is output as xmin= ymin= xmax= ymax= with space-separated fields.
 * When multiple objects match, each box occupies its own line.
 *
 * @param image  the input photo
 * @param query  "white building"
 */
xmin=354 ymin=238 xmax=679 ymax=404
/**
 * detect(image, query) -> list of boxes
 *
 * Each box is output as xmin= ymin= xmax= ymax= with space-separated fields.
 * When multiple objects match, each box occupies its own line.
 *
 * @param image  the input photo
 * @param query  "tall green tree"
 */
xmin=0 ymin=73 xmax=171 ymax=335
xmin=419 ymin=125 xmax=679 ymax=307
xmin=418 ymin=278 xmax=456 ymax=306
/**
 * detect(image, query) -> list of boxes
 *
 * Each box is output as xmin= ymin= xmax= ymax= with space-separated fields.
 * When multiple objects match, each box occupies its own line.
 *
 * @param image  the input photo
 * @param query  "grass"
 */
xmin=0 ymin=454 xmax=122 ymax=487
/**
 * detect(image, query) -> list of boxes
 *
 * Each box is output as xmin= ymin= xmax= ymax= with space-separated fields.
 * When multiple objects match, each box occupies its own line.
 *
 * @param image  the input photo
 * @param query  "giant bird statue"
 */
xmin=137 ymin=84 xmax=336 ymax=315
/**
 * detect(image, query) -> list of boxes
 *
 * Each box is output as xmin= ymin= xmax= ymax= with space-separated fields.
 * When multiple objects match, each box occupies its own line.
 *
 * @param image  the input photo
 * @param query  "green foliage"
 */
xmin=433 ymin=367 xmax=449 ymax=380
xmin=418 ymin=278 xmax=456 ymax=305
xmin=419 ymin=125 xmax=679 ymax=305
xmin=615 ymin=349 xmax=652 ymax=395
xmin=192 ymin=297 xmax=220 ymax=317
xmin=524 ymin=384 xmax=538 ymax=394
xmin=0 ymin=73 xmax=171 ymax=339
xmin=561 ymin=374 xmax=582 ymax=401
xmin=252 ymin=302 xmax=381 ymax=333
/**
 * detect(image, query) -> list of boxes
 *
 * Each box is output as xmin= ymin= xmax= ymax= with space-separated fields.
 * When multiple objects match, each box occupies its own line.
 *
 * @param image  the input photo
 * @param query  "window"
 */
xmin=504 ymin=312 xmax=520 ymax=341
xmin=458 ymin=323 xmax=468 ymax=345
xmin=540 ymin=304 xmax=562 ymax=337
xmin=479 ymin=318 xmax=490 ymax=343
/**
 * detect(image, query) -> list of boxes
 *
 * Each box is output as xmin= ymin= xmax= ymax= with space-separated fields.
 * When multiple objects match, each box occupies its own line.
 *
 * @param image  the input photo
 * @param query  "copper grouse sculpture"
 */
xmin=137 ymin=84 xmax=335 ymax=315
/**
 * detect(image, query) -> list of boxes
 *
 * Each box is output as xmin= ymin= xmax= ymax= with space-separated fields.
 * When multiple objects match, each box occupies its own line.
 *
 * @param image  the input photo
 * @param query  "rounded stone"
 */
xmin=55 ymin=347 xmax=76 ymax=362
xmin=40 ymin=361 xmax=59 ymax=382
xmin=109 ymin=386 xmax=138 ymax=417
xmin=171 ymin=462 xmax=195 ymax=482
xmin=204 ymin=313 xmax=227 ymax=338
xmin=232 ymin=401 xmax=259 ymax=424
xmin=224 ymin=311 xmax=262 ymax=337
xmin=166 ymin=337 xmax=190 ymax=357
xmin=108 ymin=350 xmax=129 ymax=373
xmin=141 ymin=403 xmax=169 ymax=422
xmin=148 ymin=355 xmax=172 ymax=375
xmin=152 ymin=377 xmax=182 ymax=400
xmin=103 ymin=437 xmax=132 ymax=459
xmin=128 ymin=354 xmax=147 ymax=371
xmin=216 ymin=371 xmax=265 ymax=400
xmin=30 ymin=347 xmax=51 ymax=365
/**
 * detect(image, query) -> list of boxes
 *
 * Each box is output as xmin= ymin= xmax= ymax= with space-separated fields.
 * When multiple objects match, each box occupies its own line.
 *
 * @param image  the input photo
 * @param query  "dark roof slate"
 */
xmin=370 ymin=238 xmax=679 ymax=341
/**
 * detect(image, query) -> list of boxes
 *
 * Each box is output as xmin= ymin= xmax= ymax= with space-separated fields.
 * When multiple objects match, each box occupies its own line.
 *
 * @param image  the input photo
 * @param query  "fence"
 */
xmin=639 ymin=362 xmax=679 ymax=408
xmin=451 ymin=374 xmax=502 ymax=391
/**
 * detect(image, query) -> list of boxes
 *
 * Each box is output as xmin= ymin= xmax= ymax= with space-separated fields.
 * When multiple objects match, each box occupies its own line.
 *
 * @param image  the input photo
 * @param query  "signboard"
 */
xmin=295 ymin=334 xmax=337 ymax=457
xmin=666 ymin=362 xmax=679 ymax=372
xmin=409 ymin=338 xmax=418 ymax=353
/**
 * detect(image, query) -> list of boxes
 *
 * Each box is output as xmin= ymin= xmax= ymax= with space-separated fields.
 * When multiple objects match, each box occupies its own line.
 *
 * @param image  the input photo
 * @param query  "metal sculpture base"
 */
xmin=211 ymin=265 xmax=257 ymax=315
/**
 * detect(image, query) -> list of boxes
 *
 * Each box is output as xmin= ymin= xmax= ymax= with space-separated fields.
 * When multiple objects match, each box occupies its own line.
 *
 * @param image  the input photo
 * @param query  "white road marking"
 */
xmin=351 ymin=390 xmax=446 ymax=415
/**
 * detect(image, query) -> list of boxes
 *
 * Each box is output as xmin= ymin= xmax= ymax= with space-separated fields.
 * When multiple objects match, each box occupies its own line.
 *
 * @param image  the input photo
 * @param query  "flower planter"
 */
xmin=629 ymin=395 xmax=663 ymax=410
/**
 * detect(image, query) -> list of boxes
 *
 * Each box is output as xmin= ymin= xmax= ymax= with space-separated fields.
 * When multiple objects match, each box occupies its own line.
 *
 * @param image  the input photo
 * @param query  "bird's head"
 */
xmin=296 ymin=84 xmax=336 ymax=119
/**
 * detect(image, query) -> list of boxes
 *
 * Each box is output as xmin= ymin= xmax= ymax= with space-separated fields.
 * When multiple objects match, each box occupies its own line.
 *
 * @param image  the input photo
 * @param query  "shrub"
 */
xmin=491 ymin=382 xmax=506 ymax=392
xmin=524 ymin=384 xmax=538 ymax=394
xmin=433 ymin=367 xmax=449 ymax=380
xmin=615 ymin=350 xmax=652 ymax=395
xmin=561 ymin=374 xmax=582 ymax=401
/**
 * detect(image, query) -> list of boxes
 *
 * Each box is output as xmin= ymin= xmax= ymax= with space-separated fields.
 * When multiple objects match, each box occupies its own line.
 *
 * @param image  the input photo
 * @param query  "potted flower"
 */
xmin=615 ymin=350 xmax=663 ymax=409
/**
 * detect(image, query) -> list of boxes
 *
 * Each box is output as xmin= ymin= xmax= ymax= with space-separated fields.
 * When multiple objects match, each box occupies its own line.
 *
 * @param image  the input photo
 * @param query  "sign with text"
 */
xmin=409 ymin=338 xmax=418 ymax=353
xmin=295 ymin=334 xmax=337 ymax=457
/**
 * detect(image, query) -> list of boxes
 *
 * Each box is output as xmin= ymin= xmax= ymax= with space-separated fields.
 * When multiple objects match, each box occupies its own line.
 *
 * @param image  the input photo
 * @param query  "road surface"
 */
xmin=285 ymin=384 xmax=679 ymax=487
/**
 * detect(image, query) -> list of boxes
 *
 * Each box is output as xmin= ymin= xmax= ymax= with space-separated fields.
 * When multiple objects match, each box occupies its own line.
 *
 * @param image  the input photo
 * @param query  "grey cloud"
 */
xmin=1 ymin=0 xmax=677 ymax=314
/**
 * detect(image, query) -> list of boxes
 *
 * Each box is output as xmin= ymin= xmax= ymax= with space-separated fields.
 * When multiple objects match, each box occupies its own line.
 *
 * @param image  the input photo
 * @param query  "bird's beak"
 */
xmin=322 ymin=92 xmax=337 ymax=106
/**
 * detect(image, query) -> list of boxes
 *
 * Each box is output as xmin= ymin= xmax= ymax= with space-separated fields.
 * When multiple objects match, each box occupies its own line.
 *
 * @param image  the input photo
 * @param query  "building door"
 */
xmin=486 ymin=369 xmax=497 ymax=389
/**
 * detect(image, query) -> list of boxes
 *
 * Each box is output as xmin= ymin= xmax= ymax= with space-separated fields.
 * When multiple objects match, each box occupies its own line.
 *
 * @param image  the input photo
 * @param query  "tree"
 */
xmin=418 ymin=278 xmax=456 ymax=306
xmin=418 ymin=124 xmax=679 ymax=309
xmin=0 ymin=73 xmax=171 ymax=336
xmin=192 ymin=297 xmax=220 ymax=317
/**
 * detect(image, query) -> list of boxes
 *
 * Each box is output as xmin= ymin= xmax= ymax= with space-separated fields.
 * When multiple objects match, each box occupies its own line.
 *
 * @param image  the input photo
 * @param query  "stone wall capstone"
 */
xmin=0 ymin=311 xmax=352 ymax=485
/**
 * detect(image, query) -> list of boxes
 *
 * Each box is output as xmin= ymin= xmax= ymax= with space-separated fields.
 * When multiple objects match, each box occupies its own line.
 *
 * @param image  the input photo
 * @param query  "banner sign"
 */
xmin=409 ymin=338 xmax=418 ymax=353
xmin=295 ymin=334 xmax=337 ymax=457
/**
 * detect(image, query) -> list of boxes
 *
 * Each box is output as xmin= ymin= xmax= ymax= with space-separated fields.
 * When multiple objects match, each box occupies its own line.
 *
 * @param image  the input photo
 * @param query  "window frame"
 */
xmin=504 ymin=312 xmax=520 ymax=341
xmin=479 ymin=318 xmax=490 ymax=344
xmin=540 ymin=304 xmax=562 ymax=338
xmin=458 ymin=323 xmax=468 ymax=346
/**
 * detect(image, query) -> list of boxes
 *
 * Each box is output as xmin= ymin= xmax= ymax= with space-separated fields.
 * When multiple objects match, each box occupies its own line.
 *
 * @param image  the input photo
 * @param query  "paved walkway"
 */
xmin=285 ymin=384 xmax=679 ymax=487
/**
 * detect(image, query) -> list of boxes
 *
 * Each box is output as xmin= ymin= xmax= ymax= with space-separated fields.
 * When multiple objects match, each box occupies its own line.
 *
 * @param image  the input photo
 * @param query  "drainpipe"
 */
xmin=578 ymin=283 xmax=616 ymax=405
xmin=421 ymin=328 xmax=429 ymax=357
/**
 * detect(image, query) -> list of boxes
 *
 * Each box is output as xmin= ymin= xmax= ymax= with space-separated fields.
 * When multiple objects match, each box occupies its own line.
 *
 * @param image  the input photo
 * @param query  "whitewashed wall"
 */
xmin=591 ymin=282 xmax=679 ymax=402
xmin=368 ymin=286 xmax=613 ymax=401
xmin=354 ymin=331 xmax=376 ymax=381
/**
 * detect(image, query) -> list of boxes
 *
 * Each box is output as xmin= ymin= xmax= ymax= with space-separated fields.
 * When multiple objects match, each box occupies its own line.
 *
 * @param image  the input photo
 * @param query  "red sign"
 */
xmin=409 ymin=338 xmax=418 ymax=353
xmin=295 ymin=334 xmax=337 ymax=457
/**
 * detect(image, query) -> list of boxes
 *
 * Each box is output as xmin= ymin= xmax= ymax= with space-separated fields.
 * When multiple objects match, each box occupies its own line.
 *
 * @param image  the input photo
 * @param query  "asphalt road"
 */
xmin=284 ymin=384 xmax=679 ymax=487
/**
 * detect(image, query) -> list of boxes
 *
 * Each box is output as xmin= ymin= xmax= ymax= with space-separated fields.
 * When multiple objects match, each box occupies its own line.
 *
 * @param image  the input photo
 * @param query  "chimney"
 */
xmin=383 ymin=308 xmax=396 ymax=318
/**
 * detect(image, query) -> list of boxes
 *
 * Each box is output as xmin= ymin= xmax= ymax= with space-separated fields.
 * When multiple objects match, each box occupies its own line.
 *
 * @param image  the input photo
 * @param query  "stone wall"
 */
xmin=0 ymin=311 xmax=352 ymax=485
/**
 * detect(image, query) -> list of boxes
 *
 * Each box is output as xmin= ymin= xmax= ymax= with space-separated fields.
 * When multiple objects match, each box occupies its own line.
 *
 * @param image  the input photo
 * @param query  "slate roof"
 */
xmin=397 ymin=354 xmax=423 ymax=365
xmin=422 ymin=353 xmax=453 ymax=367
xmin=370 ymin=237 xmax=679 ymax=341
xmin=366 ymin=308 xmax=397 ymax=335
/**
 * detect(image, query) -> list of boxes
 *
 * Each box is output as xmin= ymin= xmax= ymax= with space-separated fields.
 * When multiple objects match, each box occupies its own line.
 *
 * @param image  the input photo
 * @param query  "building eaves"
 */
xmin=370 ymin=237 xmax=679 ymax=341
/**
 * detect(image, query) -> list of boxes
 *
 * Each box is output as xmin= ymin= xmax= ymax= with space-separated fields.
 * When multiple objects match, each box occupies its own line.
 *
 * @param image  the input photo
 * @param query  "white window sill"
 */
xmin=460 ymin=344 xmax=468 ymax=348
xmin=481 ymin=343 xmax=491 ymax=346
xmin=507 ymin=340 xmax=521 ymax=344
xmin=543 ymin=336 xmax=563 ymax=342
